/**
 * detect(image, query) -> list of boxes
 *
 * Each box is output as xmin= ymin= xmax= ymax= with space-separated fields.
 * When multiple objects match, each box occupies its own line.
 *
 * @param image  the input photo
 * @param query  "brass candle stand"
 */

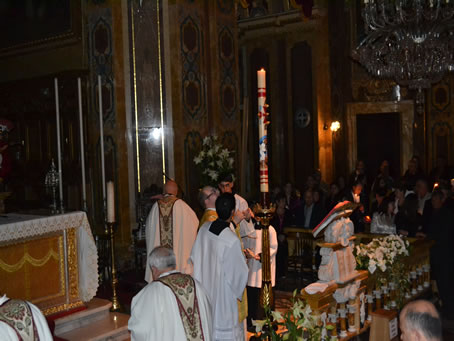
xmin=253 ymin=201 xmax=276 ymax=309
xmin=107 ymin=222 xmax=121 ymax=312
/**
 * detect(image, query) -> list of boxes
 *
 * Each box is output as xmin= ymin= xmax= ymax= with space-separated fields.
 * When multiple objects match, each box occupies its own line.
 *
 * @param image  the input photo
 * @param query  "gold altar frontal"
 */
xmin=0 ymin=228 xmax=84 ymax=315
xmin=0 ymin=212 xmax=98 ymax=316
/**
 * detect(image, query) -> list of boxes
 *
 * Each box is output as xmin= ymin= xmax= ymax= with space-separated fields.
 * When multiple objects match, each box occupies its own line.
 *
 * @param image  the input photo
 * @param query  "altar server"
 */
xmin=244 ymin=221 xmax=278 ymax=330
xmin=129 ymin=247 xmax=212 ymax=341
xmin=145 ymin=180 xmax=199 ymax=282
xmin=191 ymin=193 xmax=249 ymax=341
xmin=0 ymin=295 xmax=53 ymax=341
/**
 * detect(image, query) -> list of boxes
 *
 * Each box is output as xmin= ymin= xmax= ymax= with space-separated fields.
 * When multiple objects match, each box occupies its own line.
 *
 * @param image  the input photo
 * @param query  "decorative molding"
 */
xmin=89 ymin=9 xmax=115 ymax=126
xmin=180 ymin=15 xmax=206 ymax=121
xmin=218 ymin=26 xmax=236 ymax=119
xmin=0 ymin=0 xmax=82 ymax=58
xmin=345 ymin=101 xmax=414 ymax=175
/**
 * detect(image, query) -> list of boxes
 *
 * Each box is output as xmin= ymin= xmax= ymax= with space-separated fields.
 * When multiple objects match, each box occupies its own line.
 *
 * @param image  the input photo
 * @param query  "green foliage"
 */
xmin=252 ymin=290 xmax=327 ymax=341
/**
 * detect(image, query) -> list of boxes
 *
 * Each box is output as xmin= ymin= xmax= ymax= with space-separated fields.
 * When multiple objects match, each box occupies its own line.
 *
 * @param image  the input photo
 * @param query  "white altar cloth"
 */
xmin=0 ymin=211 xmax=98 ymax=302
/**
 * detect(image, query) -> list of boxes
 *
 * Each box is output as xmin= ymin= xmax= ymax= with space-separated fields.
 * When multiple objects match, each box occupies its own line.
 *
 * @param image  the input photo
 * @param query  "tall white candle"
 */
xmin=257 ymin=69 xmax=266 ymax=89
xmin=77 ymin=78 xmax=87 ymax=211
xmin=107 ymin=181 xmax=115 ymax=223
xmin=98 ymin=75 xmax=106 ymax=213
xmin=54 ymin=78 xmax=64 ymax=211
xmin=257 ymin=69 xmax=269 ymax=193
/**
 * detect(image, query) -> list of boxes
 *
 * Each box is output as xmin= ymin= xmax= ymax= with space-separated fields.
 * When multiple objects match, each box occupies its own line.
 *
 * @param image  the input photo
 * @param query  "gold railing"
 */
xmin=300 ymin=236 xmax=434 ymax=340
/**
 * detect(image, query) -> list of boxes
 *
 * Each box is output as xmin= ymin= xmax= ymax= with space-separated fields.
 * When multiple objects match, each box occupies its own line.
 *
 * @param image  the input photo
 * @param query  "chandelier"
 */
xmin=352 ymin=0 xmax=454 ymax=111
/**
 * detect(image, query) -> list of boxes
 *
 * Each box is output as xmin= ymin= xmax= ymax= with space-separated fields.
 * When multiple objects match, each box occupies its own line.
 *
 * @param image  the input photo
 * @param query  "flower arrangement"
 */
xmin=193 ymin=135 xmax=235 ymax=187
xmin=251 ymin=290 xmax=332 ymax=341
xmin=354 ymin=234 xmax=411 ymax=308
xmin=354 ymin=234 xmax=409 ymax=274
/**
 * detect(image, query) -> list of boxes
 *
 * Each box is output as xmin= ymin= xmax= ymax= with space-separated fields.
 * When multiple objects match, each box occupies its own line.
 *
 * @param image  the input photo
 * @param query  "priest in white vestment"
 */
xmin=0 ymin=295 xmax=53 ymax=341
xmin=243 ymin=222 xmax=278 ymax=330
xmin=145 ymin=180 xmax=199 ymax=282
xmin=129 ymin=246 xmax=212 ymax=341
xmin=191 ymin=193 xmax=249 ymax=341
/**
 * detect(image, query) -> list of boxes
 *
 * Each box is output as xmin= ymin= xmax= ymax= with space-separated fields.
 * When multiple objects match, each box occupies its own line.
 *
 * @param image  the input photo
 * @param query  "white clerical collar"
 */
xmin=158 ymin=270 xmax=179 ymax=279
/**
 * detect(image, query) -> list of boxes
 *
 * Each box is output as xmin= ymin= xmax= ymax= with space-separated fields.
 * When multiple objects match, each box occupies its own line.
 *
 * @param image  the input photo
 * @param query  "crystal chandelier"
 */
xmin=352 ymin=0 xmax=454 ymax=111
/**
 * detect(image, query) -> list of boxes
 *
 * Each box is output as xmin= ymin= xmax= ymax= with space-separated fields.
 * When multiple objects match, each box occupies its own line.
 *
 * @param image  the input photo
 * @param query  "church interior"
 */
xmin=0 ymin=0 xmax=454 ymax=340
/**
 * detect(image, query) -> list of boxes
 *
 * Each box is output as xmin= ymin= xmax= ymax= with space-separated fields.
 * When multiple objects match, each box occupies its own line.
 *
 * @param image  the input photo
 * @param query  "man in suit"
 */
xmin=295 ymin=189 xmax=324 ymax=229
xmin=344 ymin=180 xmax=368 ymax=233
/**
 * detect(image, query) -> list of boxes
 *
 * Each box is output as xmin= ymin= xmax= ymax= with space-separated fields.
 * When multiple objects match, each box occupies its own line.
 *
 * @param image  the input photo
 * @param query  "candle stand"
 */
xmin=107 ymin=222 xmax=121 ymax=312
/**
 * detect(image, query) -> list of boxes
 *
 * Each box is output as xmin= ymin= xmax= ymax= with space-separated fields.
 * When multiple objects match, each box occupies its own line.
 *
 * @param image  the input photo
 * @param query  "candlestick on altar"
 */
xmin=54 ymin=78 xmax=64 ymax=213
xmin=107 ymin=181 xmax=115 ymax=223
xmin=254 ymin=68 xmax=275 ymax=310
xmin=98 ymin=75 xmax=107 ymax=218
xmin=77 ymin=78 xmax=87 ymax=211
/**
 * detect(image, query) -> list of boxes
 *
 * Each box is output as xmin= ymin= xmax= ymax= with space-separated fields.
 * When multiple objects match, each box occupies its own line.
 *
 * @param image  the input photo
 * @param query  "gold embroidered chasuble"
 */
xmin=158 ymin=195 xmax=179 ymax=248
xmin=157 ymin=273 xmax=205 ymax=341
xmin=0 ymin=299 xmax=39 ymax=341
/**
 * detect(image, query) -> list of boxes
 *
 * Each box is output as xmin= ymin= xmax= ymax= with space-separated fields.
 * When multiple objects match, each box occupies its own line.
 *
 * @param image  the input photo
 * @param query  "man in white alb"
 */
xmin=145 ymin=180 xmax=199 ymax=281
xmin=129 ymin=246 xmax=212 ymax=341
xmin=0 ymin=294 xmax=53 ymax=341
xmin=191 ymin=193 xmax=249 ymax=341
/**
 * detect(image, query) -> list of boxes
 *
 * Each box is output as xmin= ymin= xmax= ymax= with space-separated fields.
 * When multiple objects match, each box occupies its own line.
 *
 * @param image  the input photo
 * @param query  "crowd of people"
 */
xmin=127 ymin=156 xmax=454 ymax=340
xmin=269 ymin=156 xmax=454 ymax=323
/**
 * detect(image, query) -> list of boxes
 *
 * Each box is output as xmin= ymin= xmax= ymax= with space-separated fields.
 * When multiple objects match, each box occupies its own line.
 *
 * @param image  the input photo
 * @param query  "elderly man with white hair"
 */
xmin=129 ymin=246 xmax=212 ymax=341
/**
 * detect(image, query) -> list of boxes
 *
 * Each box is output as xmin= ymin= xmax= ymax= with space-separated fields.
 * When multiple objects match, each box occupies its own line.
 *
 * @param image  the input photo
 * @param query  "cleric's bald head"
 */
xmin=400 ymin=300 xmax=441 ymax=341
xmin=164 ymin=180 xmax=178 ymax=196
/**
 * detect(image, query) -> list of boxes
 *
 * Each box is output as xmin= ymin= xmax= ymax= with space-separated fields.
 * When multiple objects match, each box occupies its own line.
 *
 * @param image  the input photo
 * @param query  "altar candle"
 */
xmin=98 ymin=75 xmax=107 ymax=212
xmin=257 ymin=68 xmax=269 ymax=194
xmin=107 ymin=181 xmax=115 ymax=223
xmin=77 ymin=78 xmax=87 ymax=211
xmin=54 ymin=78 xmax=64 ymax=210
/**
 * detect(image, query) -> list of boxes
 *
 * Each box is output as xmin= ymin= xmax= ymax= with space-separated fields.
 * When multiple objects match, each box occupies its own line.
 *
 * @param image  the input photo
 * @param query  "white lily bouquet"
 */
xmin=354 ymin=234 xmax=409 ymax=274
xmin=251 ymin=290 xmax=331 ymax=341
xmin=193 ymin=135 xmax=235 ymax=187
xmin=354 ymin=234 xmax=411 ymax=308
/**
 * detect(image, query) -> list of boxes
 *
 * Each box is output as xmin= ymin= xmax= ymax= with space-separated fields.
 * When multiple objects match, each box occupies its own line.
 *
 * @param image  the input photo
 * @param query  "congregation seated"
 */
xmin=294 ymin=189 xmax=324 ymax=229
xmin=0 ymin=295 xmax=53 ymax=341
xmin=371 ymin=159 xmax=394 ymax=197
xmin=370 ymin=196 xmax=396 ymax=235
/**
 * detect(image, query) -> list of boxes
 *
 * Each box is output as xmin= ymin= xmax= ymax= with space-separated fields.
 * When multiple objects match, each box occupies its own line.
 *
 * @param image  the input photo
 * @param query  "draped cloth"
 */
xmin=129 ymin=271 xmax=212 ymax=341
xmin=145 ymin=196 xmax=199 ymax=282
xmin=157 ymin=273 xmax=205 ymax=341
xmin=0 ymin=296 xmax=52 ymax=341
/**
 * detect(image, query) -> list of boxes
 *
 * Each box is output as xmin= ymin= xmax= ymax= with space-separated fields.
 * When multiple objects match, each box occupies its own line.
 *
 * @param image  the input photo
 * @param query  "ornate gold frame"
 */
xmin=345 ymin=101 xmax=414 ymax=175
xmin=0 ymin=0 xmax=82 ymax=58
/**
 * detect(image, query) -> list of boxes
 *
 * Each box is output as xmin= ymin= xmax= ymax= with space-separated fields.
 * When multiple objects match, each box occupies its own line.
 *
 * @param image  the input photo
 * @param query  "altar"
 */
xmin=0 ymin=212 xmax=98 ymax=316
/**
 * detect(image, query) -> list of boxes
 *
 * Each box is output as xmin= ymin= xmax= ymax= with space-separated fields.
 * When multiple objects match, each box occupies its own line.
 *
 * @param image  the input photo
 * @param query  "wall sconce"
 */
xmin=330 ymin=121 xmax=341 ymax=132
